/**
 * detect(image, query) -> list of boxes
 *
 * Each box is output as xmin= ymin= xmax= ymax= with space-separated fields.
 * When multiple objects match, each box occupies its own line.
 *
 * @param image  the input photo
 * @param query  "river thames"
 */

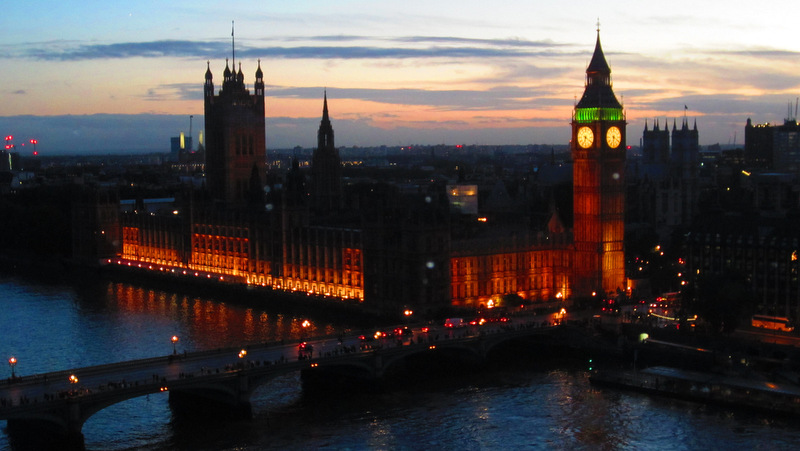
xmin=2 ymin=272 xmax=800 ymax=450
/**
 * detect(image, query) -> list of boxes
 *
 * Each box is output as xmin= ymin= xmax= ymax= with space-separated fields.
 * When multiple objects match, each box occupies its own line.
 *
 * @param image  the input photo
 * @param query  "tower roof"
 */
xmin=586 ymin=32 xmax=611 ymax=75
xmin=576 ymin=31 xmax=622 ymax=110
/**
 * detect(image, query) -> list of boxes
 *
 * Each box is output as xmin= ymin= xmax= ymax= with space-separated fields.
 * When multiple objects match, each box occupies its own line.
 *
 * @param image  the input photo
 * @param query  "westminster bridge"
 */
xmin=0 ymin=319 xmax=598 ymax=449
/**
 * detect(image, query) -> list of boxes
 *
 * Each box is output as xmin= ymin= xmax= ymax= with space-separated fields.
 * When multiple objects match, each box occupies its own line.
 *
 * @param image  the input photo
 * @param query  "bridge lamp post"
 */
xmin=171 ymin=335 xmax=179 ymax=355
xmin=8 ymin=356 xmax=16 ymax=379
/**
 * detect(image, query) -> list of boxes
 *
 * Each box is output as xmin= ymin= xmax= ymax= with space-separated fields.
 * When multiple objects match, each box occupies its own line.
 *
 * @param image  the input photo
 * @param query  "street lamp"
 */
xmin=8 ymin=357 xmax=16 ymax=379
xmin=171 ymin=335 xmax=179 ymax=355
xmin=238 ymin=349 xmax=247 ymax=359
xmin=69 ymin=374 xmax=78 ymax=385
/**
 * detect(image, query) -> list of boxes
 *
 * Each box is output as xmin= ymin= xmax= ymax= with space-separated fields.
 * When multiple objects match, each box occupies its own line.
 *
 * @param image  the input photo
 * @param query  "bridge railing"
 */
xmin=0 ymin=327 xmax=378 ymax=388
xmin=0 ymin=320 xmax=568 ymax=417
xmin=1 ymin=318 xmax=561 ymax=389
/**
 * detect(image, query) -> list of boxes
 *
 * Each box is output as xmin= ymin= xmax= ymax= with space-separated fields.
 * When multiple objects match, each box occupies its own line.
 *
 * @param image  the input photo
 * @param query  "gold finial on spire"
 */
xmin=596 ymin=18 xmax=600 ymax=33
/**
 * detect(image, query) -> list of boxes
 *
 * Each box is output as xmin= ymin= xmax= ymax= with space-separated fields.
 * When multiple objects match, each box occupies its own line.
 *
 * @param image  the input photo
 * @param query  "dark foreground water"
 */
xmin=1 ymin=273 xmax=800 ymax=450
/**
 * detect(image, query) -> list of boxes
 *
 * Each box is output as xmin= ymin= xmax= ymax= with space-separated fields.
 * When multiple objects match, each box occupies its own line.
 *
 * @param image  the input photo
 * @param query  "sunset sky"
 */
xmin=2 ymin=1 xmax=800 ymax=154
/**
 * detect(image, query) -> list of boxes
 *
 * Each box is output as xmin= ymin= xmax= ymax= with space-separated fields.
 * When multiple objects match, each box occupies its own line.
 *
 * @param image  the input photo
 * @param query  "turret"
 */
xmin=223 ymin=59 xmax=232 ymax=83
xmin=204 ymin=61 xmax=214 ymax=100
xmin=254 ymin=59 xmax=264 ymax=97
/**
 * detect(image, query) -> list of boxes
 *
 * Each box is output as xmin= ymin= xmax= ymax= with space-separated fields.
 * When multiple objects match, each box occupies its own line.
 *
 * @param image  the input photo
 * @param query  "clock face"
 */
xmin=606 ymin=126 xmax=622 ymax=148
xmin=577 ymin=126 xmax=594 ymax=148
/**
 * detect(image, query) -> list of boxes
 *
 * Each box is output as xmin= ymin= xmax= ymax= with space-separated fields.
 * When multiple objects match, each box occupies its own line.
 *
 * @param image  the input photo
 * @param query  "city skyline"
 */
xmin=3 ymin=1 xmax=800 ymax=154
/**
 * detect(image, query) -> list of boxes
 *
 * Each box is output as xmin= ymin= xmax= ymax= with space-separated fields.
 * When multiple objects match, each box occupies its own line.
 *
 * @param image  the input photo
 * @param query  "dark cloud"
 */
xmin=282 ymin=35 xmax=570 ymax=48
xmin=638 ymin=93 xmax=797 ymax=120
xmin=621 ymin=93 xmax=799 ymax=145
xmin=12 ymin=90 xmax=26 ymax=95
xmin=137 ymin=82 xmax=562 ymax=110
xmin=17 ymin=36 xmax=572 ymax=62
xmin=24 ymin=40 xmax=228 ymax=61
xmin=719 ymin=48 xmax=800 ymax=59
xmin=615 ymin=50 xmax=800 ymax=92
xmin=268 ymin=86 xmax=557 ymax=111
xmin=394 ymin=36 xmax=568 ymax=48
xmin=238 ymin=45 xmax=554 ymax=60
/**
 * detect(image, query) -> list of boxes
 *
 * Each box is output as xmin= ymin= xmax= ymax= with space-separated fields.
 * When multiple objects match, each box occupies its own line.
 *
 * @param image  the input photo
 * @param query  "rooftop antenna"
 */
xmin=231 ymin=20 xmax=235 ymax=70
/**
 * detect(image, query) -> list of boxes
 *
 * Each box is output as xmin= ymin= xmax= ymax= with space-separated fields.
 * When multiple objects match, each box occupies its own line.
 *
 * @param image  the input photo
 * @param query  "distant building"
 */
xmin=745 ymin=117 xmax=800 ymax=171
xmin=745 ymin=118 xmax=773 ymax=168
xmin=170 ymin=134 xmax=193 ymax=162
xmin=773 ymin=120 xmax=800 ymax=172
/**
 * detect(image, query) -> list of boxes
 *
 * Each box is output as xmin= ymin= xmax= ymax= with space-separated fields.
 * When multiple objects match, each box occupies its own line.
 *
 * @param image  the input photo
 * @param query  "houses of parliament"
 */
xmin=75 ymin=33 xmax=629 ymax=317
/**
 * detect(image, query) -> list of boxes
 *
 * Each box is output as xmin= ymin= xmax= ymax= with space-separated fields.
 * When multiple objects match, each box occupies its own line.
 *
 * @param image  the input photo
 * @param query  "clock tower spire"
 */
xmin=571 ymin=30 xmax=626 ymax=298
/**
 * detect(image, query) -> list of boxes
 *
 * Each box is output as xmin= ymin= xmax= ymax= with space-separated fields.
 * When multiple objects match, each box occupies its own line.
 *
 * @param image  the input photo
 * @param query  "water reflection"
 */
xmin=99 ymin=281 xmax=350 ymax=352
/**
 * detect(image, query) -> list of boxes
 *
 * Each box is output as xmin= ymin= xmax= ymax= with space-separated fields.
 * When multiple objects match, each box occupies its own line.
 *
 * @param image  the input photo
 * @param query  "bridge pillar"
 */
xmin=6 ymin=402 xmax=86 ymax=451
xmin=168 ymin=373 xmax=253 ymax=420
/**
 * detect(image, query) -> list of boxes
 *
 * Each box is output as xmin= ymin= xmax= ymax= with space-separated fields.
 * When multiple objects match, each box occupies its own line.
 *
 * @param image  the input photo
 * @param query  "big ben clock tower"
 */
xmin=571 ymin=29 xmax=626 ymax=298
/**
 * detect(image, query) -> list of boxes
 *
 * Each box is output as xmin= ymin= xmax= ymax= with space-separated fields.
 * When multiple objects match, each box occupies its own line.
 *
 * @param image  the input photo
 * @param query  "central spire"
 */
xmin=322 ymin=89 xmax=330 ymax=123
xmin=318 ymin=90 xmax=334 ymax=150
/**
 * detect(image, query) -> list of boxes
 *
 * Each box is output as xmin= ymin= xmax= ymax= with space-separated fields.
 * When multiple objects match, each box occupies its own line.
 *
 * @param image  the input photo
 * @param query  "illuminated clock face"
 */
xmin=577 ymin=126 xmax=594 ymax=148
xmin=606 ymin=126 xmax=622 ymax=148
